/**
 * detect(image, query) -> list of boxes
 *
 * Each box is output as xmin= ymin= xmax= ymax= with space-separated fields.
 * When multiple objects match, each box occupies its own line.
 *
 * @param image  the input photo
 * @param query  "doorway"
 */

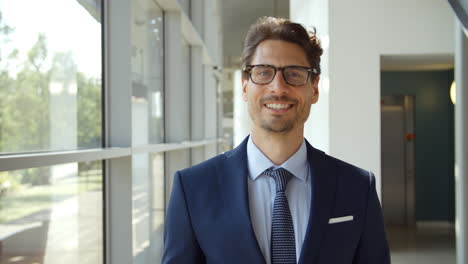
xmin=381 ymin=95 xmax=416 ymax=226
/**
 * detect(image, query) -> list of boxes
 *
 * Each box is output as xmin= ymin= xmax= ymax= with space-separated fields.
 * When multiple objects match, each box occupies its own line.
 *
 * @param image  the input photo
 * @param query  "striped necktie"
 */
xmin=264 ymin=167 xmax=296 ymax=264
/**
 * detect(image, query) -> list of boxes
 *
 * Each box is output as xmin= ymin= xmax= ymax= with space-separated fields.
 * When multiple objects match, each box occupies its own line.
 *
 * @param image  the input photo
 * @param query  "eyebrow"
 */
xmin=251 ymin=63 xmax=311 ymax=68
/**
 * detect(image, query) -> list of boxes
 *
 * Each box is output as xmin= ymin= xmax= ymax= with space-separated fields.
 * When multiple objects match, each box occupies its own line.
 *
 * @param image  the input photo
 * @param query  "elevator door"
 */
xmin=381 ymin=95 xmax=415 ymax=226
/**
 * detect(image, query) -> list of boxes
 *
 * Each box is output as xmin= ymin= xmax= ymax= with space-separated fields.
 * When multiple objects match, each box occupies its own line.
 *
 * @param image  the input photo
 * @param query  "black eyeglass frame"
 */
xmin=244 ymin=64 xmax=318 ymax=86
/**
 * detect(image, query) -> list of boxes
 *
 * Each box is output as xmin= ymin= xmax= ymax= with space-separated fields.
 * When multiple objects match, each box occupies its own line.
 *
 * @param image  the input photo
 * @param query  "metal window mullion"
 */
xmin=164 ymin=11 xmax=192 ymax=203
xmin=0 ymin=138 xmax=219 ymax=172
xmin=191 ymin=46 xmax=205 ymax=165
xmin=190 ymin=0 xmax=204 ymax=39
xmin=105 ymin=0 xmax=133 ymax=263
xmin=0 ymin=148 xmax=131 ymax=172
xmin=202 ymin=2 xmax=219 ymax=159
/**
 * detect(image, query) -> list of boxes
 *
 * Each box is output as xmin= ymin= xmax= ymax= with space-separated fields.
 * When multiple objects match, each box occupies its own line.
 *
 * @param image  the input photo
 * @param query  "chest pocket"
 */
xmin=319 ymin=213 xmax=362 ymax=263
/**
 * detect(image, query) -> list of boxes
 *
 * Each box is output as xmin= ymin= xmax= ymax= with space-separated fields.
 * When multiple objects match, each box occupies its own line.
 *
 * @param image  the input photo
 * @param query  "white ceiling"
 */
xmin=221 ymin=0 xmax=289 ymax=68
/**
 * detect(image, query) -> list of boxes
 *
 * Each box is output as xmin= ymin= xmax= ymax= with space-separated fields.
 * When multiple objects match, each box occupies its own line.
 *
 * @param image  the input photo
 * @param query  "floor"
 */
xmin=0 ymin=191 xmax=103 ymax=264
xmin=388 ymin=225 xmax=456 ymax=264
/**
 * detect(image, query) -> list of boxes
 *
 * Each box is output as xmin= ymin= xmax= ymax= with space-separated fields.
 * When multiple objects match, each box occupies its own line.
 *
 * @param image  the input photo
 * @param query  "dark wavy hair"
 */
xmin=241 ymin=17 xmax=323 ymax=81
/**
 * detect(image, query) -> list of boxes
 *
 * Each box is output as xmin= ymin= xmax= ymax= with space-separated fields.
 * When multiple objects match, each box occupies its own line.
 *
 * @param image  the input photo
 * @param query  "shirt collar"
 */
xmin=246 ymin=135 xmax=309 ymax=182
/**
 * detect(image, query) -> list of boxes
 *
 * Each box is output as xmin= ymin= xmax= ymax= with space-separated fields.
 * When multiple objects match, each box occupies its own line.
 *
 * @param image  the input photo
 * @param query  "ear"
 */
xmin=311 ymin=76 xmax=320 ymax=104
xmin=242 ymin=78 xmax=248 ymax=102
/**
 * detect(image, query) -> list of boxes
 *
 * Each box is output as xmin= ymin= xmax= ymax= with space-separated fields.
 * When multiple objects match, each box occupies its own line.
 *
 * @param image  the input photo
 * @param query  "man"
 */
xmin=163 ymin=17 xmax=390 ymax=264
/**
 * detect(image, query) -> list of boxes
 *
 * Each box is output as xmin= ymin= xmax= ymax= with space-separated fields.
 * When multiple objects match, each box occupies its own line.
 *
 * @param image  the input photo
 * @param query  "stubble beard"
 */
xmin=249 ymin=96 xmax=312 ymax=134
xmin=260 ymin=116 xmax=295 ymax=133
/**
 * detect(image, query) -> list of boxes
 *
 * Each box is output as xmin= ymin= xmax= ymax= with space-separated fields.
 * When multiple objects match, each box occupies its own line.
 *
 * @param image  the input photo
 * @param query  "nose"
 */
xmin=269 ymin=70 xmax=289 ymax=94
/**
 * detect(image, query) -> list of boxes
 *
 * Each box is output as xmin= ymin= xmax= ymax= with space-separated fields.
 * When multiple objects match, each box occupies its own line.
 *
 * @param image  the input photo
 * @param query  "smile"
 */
xmin=265 ymin=103 xmax=293 ymax=110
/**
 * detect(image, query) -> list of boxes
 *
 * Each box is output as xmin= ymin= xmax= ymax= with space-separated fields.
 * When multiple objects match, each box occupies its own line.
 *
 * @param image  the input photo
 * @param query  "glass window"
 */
xmin=0 ymin=161 xmax=103 ymax=263
xmin=132 ymin=153 xmax=164 ymax=263
xmin=0 ymin=0 xmax=103 ymax=154
xmin=131 ymin=0 xmax=164 ymax=145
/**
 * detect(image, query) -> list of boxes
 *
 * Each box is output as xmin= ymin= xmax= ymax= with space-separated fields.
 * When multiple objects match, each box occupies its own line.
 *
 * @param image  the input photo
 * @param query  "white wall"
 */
xmin=292 ymin=0 xmax=455 ymax=196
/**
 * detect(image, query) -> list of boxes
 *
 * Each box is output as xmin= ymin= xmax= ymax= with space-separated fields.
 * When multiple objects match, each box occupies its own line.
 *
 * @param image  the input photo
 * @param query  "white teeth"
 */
xmin=266 ymin=103 xmax=290 ymax=109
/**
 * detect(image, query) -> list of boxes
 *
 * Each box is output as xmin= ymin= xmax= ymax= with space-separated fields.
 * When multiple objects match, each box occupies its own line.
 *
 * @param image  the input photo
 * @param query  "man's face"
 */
xmin=242 ymin=39 xmax=319 ymax=134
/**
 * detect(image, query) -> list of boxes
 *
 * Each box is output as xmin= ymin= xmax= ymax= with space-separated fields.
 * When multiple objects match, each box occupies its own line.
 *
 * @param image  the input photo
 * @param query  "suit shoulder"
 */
xmin=177 ymin=152 xmax=226 ymax=179
xmin=174 ymin=151 xmax=231 ymax=200
xmin=318 ymin=152 xmax=376 ymax=212
xmin=322 ymin=152 xmax=373 ymax=185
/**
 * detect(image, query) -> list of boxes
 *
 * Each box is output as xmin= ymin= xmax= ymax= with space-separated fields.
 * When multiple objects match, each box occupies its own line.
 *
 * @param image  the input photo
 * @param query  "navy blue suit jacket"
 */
xmin=163 ymin=137 xmax=390 ymax=263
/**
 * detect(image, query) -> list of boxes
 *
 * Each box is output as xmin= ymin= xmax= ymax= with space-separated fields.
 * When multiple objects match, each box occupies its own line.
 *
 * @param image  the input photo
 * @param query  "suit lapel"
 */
xmin=299 ymin=142 xmax=337 ymax=264
xmin=218 ymin=137 xmax=266 ymax=264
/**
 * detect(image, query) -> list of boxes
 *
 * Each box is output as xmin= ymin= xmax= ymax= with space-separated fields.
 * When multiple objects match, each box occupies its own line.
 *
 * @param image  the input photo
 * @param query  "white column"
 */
xmin=233 ymin=69 xmax=251 ymax=146
xmin=455 ymin=21 xmax=468 ymax=264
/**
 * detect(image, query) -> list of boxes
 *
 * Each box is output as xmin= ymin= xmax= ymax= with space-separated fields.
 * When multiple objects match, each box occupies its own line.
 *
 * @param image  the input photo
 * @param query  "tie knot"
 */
xmin=264 ymin=167 xmax=293 ymax=192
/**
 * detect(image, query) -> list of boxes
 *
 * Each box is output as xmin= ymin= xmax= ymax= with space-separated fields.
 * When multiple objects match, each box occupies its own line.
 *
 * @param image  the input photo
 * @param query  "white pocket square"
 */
xmin=328 ymin=215 xmax=354 ymax=224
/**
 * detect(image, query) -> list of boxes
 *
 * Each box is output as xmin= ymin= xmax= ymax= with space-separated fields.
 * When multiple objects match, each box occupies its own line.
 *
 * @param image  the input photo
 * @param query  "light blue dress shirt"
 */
xmin=247 ymin=136 xmax=312 ymax=264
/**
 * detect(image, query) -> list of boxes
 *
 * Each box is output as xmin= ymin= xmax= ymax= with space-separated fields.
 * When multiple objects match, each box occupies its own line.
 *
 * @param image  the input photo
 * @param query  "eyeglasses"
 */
xmin=244 ymin=64 xmax=318 ymax=86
